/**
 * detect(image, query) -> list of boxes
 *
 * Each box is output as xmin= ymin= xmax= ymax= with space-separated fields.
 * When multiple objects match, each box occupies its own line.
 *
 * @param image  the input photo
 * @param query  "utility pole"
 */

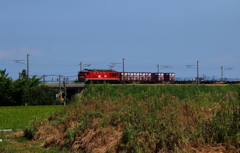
xmin=59 ymin=75 xmax=61 ymax=93
xmin=19 ymin=72 xmax=21 ymax=79
xmin=80 ymin=62 xmax=82 ymax=71
xmin=27 ymin=54 xmax=29 ymax=79
xmin=122 ymin=58 xmax=125 ymax=84
xmin=157 ymin=64 xmax=160 ymax=73
xmin=43 ymin=75 xmax=46 ymax=85
xmin=64 ymin=77 xmax=67 ymax=105
xmin=197 ymin=60 xmax=199 ymax=84
xmin=80 ymin=62 xmax=91 ymax=71
xmin=221 ymin=66 xmax=224 ymax=81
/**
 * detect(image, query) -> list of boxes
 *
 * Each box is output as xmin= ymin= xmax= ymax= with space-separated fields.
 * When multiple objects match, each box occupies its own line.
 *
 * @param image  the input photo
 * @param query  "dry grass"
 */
xmin=2 ymin=84 xmax=240 ymax=152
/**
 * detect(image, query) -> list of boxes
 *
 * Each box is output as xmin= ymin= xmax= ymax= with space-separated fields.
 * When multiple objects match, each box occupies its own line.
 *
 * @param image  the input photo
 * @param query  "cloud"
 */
xmin=0 ymin=47 xmax=42 ymax=59
xmin=0 ymin=48 xmax=20 ymax=58
xmin=213 ymin=55 xmax=240 ymax=65
xmin=50 ymin=47 xmax=58 ymax=52
xmin=19 ymin=47 xmax=41 ymax=56
xmin=0 ymin=50 xmax=13 ymax=58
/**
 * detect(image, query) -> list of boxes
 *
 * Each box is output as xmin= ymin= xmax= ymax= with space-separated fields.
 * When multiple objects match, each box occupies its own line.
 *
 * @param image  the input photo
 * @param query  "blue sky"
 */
xmin=1 ymin=0 xmax=240 ymax=81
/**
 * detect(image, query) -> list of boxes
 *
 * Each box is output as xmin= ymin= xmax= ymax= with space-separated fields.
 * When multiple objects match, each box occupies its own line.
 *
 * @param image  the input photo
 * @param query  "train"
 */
xmin=78 ymin=69 xmax=240 ymax=84
xmin=78 ymin=69 xmax=180 ymax=84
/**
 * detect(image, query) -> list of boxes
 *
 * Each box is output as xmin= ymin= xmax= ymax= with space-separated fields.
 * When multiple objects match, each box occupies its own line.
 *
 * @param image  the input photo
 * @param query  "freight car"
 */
xmin=78 ymin=69 xmax=175 ymax=84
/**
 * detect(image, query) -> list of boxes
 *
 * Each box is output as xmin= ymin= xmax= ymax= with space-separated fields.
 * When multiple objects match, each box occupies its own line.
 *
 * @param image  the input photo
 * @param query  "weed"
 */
xmin=24 ymin=118 xmax=41 ymax=140
xmin=3 ymin=84 xmax=240 ymax=152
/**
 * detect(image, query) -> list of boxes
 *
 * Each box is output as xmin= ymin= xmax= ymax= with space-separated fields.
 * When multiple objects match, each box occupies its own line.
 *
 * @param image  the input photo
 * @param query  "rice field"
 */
xmin=0 ymin=105 xmax=64 ymax=129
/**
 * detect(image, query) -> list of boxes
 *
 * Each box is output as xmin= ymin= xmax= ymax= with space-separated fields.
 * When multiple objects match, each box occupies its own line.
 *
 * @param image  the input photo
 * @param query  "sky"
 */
xmin=1 ymin=0 xmax=240 ymax=81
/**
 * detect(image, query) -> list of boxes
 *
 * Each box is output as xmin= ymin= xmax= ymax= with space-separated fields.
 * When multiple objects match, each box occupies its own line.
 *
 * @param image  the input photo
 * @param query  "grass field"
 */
xmin=20 ymin=84 xmax=240 ymax=152
xmin=1 ymin=84 xmax=240 ymax=152
xmin=0 ymin=105 xmax=64 ymax=129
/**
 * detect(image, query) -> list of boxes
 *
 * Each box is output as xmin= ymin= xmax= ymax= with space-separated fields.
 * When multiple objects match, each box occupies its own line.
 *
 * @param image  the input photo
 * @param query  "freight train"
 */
xmin=78 ymin=69 xmax=240 ymax=84
xmin=78 ymin=69 xmax=174 ymax=84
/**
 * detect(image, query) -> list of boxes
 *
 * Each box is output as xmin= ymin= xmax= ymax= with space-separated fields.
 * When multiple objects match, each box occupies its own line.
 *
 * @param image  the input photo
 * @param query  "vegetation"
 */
xmin=0 ymin=106 xmax=63 ymax=129
xmin=1 ymin=84 xmax=240 ymax=152
xmin=0 ymin=130 xmax=68 ymax=153
xmin=0 ymin=69 xmax=58 ymax=106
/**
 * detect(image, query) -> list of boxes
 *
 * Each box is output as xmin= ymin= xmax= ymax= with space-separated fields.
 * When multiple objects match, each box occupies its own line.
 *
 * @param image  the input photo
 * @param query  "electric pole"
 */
xmin=221 ymin=66 xmax=224 ymax=81
xmin=64 ymin=77 xmax=67 ymax=105
xmin=157 ymin=64 xmax=160 ymax=73
xmin=80 ymin=62 xmax=82 ymax=71
xmin=122 ymin=58 xmax=125 ymax=84
xmin=80 ymin=62 xmax=91 ymax=71
xmin=197 ymin=60 xmax=199 ymax=84
xmin=43 ymin=75 xmax=46 ymax=85
xmin=59 ymin=75 xmax=61 ymax=93
xmin=27 ymin=54 xmax=29 ymax=79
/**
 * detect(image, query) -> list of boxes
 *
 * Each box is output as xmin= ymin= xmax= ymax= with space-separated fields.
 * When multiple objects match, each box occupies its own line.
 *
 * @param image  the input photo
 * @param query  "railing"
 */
xmin=40 ymin=82 xmax=85 ymax=87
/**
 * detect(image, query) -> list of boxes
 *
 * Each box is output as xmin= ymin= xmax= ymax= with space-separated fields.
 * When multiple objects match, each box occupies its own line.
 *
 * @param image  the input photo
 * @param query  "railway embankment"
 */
xmin=1 ymin=84 xmax=240 ymax=152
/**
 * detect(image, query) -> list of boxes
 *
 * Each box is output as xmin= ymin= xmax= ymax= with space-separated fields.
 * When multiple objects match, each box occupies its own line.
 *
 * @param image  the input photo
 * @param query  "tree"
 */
xmin=0 ymin=69 xmax=57 ymax=106
xmin=0 ymin=69 xmax=14 ymax=106
xmin=25 ymin=85 xmax=58 ymax=105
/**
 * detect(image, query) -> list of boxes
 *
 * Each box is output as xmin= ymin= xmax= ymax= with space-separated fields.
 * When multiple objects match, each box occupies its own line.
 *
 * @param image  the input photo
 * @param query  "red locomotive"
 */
xmin=78 ymin=69 xmax=175 ymax=84
xmin=78 ymin=69 xmax=120 ymax=83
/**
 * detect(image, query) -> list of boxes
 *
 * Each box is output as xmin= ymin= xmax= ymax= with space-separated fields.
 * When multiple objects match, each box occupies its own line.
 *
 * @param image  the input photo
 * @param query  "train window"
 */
xmin=110 ymin=73 xmax=116 ymax=77
xmin=78 ymin=72 xmax=89 ymax=75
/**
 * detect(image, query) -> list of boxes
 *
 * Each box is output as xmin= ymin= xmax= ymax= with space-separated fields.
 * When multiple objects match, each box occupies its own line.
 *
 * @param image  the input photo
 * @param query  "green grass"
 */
xmin=97 ymin=84 xmax=239 ymax=99
xmin=0 ymin=105 xmax=64 ymax=129
xmin=2 ymin=84 xmax=240 ymax=152
xmin=72 ymin=84 xmax=240 ymax=152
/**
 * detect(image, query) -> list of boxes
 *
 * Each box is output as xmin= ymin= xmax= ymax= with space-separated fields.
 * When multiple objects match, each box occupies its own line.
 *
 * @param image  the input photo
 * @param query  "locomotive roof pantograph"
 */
xmin=83 ymin=69 xmax=117 ymax=72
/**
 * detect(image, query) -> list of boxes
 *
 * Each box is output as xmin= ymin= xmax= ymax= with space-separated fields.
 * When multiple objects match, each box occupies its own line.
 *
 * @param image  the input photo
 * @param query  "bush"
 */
xmin=0 ymin=69 xmax=58 ymax=106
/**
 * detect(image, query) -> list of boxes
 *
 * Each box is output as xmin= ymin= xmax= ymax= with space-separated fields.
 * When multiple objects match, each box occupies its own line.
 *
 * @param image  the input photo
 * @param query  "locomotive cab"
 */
xmin=78 ymin=71 xmax=89 ymax=82
xmin=78 ymin=69 xmax=120 ymax=83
